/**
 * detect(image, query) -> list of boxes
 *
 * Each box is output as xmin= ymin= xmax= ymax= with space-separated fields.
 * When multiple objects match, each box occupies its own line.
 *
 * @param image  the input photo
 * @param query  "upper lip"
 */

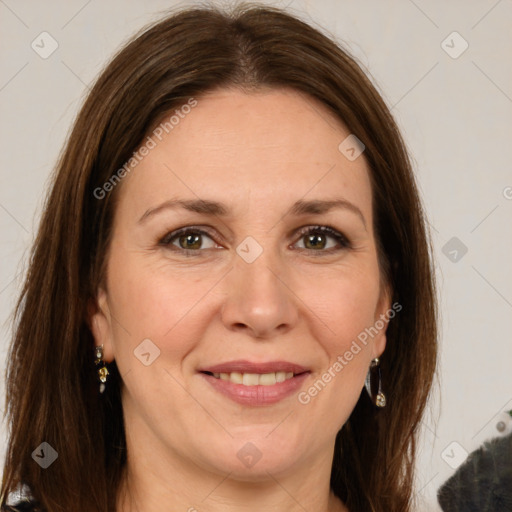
xmin=198 ymin=360 xmax=310 ymax=374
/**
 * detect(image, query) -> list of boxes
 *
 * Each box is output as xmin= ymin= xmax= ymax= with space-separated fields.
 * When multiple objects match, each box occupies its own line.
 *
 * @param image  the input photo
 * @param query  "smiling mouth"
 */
xmin=201 ymin=371 xmax=304 ymax=386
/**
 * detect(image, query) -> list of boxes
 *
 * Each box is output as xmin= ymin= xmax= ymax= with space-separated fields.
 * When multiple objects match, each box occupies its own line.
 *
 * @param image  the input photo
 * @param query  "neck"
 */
xmin=116 ymin=447 xmax=348 ymax=512
xmin=116 ymin=394 xmax=349 ymax=512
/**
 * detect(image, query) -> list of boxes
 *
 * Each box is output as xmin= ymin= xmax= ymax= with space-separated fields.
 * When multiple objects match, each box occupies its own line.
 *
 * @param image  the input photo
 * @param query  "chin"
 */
xmin=195 ymin=434 xmax=305 ymax=481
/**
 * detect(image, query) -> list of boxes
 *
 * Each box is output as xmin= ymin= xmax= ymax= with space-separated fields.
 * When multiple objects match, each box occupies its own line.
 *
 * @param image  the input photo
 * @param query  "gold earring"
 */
xmin=94 ymin=344 xmax=109 ymax=393
xmin=364 ymin=357 xmax=386 ymax=408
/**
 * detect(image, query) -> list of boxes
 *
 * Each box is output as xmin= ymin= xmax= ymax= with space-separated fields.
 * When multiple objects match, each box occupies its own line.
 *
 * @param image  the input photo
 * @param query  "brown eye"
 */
xmin=294 ymin=226 xmax=351 ymax=252
xmin=177 ymin=233 xmax=202 ymax=250
xmin=303 ymin=232 xmax=328 ymax=250
xmin=159 ymin=228 xmax=219 ymax=252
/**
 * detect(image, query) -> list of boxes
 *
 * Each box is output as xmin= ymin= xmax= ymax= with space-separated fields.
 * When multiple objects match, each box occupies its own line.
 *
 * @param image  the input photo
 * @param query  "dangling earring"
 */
xmin=94 ymin=344 xmax=109 ymax=393
xmin=364 ymin=357 xmax=386 ymax=408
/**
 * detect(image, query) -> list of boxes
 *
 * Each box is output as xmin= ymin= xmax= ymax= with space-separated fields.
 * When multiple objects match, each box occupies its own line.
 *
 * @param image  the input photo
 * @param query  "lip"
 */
xmin=200 ymin=371 xmax=310 ymax=406
xmin=198 ymin=360 xmax=310 ymax=374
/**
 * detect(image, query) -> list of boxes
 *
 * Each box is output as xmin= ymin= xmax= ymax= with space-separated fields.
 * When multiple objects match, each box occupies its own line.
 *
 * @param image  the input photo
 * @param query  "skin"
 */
xmin=90 ymin=87 xmax=391 ymax=512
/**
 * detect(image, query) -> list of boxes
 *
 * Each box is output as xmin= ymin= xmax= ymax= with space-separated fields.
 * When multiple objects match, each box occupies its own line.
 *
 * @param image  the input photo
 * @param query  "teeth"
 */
xmin=211 ymin=371 xmax=295 ymax=386
xmin=243 ymin=373 xmax=260 ymax=386
xmin=276 ymin=371 xmax=287 ymax=383
xmin=230 ymin=372 xmax=243 ymax=384
xmin=258 ymin=373 xmax=277 ymax=385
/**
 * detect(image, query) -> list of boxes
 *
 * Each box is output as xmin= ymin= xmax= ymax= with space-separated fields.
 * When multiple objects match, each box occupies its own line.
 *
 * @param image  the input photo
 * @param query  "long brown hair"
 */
xmin=1 ymin=3 xmax=438 ymax=511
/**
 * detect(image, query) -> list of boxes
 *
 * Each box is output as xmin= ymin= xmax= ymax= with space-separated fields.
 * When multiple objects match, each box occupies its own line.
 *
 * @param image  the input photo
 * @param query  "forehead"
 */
xmin=116 ymin=88 xmax=373 ymax=222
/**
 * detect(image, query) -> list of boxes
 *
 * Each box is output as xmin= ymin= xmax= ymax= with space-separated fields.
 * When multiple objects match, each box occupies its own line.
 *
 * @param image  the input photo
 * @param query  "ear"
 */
xmin=88 ymin=287 xmax=115 ymax=363
xmin=373 ymin=282 xmax=392 ymax=360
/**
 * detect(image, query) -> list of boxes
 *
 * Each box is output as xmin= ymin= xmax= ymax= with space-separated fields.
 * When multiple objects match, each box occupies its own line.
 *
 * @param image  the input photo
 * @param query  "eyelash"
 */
xmin=158 ymin=225 xmax=351 ymax=256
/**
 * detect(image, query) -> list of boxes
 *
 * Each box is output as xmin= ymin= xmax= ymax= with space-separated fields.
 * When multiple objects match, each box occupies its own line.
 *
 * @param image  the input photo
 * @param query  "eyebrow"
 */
xmin=138 ymin=198 xmax=367 ymax=229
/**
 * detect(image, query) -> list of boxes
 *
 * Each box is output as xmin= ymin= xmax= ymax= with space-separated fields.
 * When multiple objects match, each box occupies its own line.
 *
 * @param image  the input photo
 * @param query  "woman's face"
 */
xmin=91 ymin=88 xmax=390 ymax=480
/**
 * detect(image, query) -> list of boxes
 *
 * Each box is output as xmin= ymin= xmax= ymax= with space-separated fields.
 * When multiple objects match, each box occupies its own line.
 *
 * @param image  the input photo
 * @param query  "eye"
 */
xmin=158 ymin=227 xmax=221 ymax=253
xmin=158 ymin=225 xmax=351 ymax=256
xmin=293 ymin=225 xmax=351 ymax=253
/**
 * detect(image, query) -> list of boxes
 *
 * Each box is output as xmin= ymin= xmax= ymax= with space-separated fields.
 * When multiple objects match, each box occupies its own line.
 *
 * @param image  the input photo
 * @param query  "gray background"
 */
xmin=1 ymin=1 xmax=511 ymax=510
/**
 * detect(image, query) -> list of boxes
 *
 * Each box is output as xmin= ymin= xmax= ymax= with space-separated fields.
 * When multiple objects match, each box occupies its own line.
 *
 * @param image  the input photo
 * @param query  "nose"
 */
xmin=220 ymin=249 xmax=299 ymax=339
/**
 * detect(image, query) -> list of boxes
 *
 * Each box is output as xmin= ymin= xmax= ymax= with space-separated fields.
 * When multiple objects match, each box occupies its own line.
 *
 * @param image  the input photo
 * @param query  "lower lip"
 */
xmin=199 ymin=372 xmax=310 ymax=406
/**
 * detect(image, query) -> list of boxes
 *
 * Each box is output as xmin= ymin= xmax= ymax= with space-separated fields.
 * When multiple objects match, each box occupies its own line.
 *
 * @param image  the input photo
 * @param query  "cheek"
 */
xmin=106 ymin=255 xmax=219 ymax=363
xmin=290 ymin=267 xmax=383 ymax=434
xmin=299 ymin=263 xmax=382 ymax=347
xmin=300 ymin=265 xmax=382 ymax=398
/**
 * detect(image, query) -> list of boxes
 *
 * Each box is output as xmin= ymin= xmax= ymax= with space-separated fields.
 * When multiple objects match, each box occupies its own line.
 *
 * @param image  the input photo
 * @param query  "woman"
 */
xmin=1 ymin=3 xmax=438 ymax=511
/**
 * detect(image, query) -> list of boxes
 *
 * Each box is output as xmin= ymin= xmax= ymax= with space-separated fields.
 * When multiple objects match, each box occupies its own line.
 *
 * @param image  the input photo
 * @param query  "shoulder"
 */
xmin=2 ymin=484 xmax=42 ymax=512
xmin=1 ymin=497 xmax=42 ymax=512
xmin=438 ymin=432 xmax=512 ymax=511
xmin=2 ymin=503 xmax=40 ymax=512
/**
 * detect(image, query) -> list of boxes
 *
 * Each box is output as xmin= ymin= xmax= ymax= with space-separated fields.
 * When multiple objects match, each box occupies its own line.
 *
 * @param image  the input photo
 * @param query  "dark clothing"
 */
xmin=437 ymin=432 xmax=512 ymax=512
xmin=2 ymin=503 xmax=40 ymax=512
xmin=2 ymin=484 xmax=41 ymax=512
